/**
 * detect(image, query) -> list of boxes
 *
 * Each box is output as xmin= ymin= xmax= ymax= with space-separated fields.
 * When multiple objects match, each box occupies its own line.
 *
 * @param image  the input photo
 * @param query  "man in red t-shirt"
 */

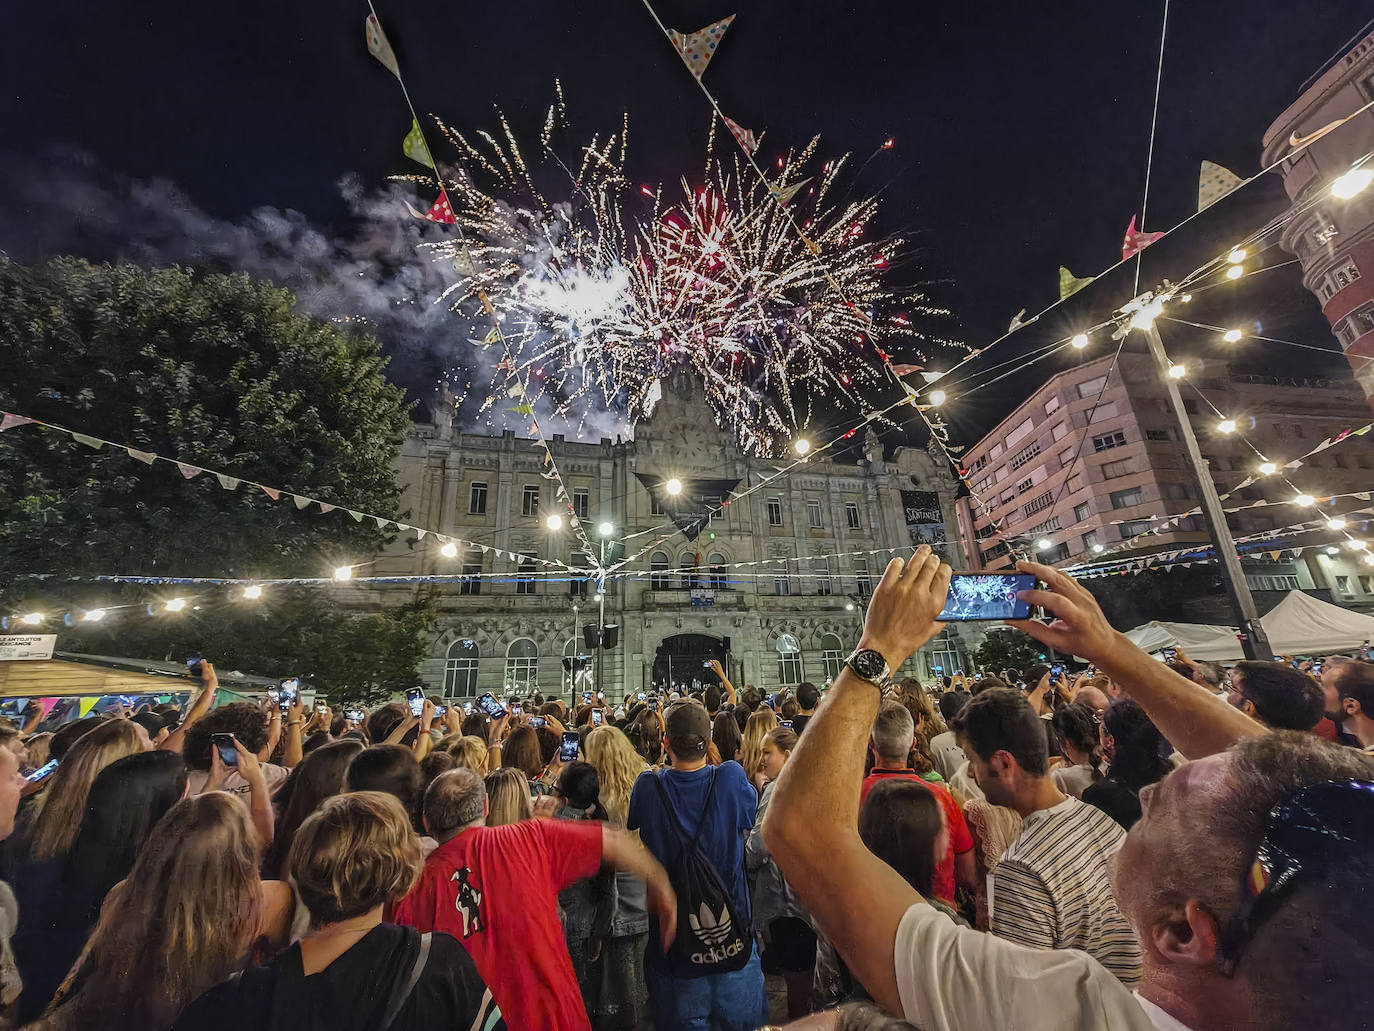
xmin=394 ymin=768 xmax=675 ymax=1031
xmin=859 ymin=701 xmax=975 ymax=904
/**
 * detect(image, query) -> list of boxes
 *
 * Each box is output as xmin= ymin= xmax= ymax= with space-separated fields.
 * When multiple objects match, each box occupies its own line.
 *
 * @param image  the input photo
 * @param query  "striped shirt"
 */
xmin=989 ymin=794 xmax=1142 ymax=986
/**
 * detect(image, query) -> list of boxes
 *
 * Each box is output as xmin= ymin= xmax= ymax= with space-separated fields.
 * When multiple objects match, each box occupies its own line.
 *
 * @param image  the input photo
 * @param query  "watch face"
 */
xmin=851 ymin=649 xmax=887 ymax=680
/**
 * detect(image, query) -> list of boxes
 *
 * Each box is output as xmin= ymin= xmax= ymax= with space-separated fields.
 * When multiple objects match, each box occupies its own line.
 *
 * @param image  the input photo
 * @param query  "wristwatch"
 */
xmin=844 ymin=648 xmax=895 ymax=699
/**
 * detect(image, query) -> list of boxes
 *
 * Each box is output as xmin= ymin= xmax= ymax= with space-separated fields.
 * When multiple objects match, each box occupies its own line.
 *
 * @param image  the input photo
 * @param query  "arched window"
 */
xmin=443 ymin=638 xmax=480 ymax=697
xmin=708 ymin=552 xmax=727 ymax=591
xmin=564 ymin=637 xmax=592 ymax=694
xmin=819 ymin=633 xmax=845 ymax=684
xmin=776 ymin=632 xmax=803 ymax=687
xmin=504 ymin=638 xmax=538 ymax=693
xmin=679 ymin=551 xmax=700 ymax=591
xmin=650 ymin=551 xmax=670 ymax=590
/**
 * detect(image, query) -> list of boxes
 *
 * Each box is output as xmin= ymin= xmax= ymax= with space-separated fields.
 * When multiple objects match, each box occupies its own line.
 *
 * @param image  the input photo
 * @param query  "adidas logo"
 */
xmin=689 ymin=902 xmax=737 ymax=948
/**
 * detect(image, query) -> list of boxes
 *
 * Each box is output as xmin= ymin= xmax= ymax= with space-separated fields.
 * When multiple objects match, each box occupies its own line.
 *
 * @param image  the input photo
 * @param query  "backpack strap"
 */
xmin=651 ymin=767 xmax=718 ymax=854
xmin=380 ymin=931 xmax=432 ymax=1029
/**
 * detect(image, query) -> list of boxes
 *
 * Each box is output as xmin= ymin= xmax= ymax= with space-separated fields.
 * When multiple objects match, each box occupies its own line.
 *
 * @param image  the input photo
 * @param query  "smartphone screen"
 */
xmin=477 ymin=693 xmax=507 ymax=720
xmin=279 ymin=679 xmax=299 ymax=710
xmin=186 ymin=654 xmax=203 ymax=677
xmin=780 ymin=720 xmax=794 ymax=730
xmin=937 ymin=573 xmax=1036 ymax=622
xmin=559 ymin=731 xmax=580 ymax=763
xmin=582 ymin=692 xmax=594 ymax=705
xmin=406 ymin=688 xmax=425 ymax=717
xmin=24 ymin=758 xmax=58 ymax=784
xmin=212 ymin=733 xmax=238 ymax=767
xmin=1051 ymin=664 xmax=1063 ymax=678
xmin=637 ymin=691 xmax=647 ymax=701
xmin=1162 ymin=648 xmax=1177 ymax=661
xmin=591 ymin=708 xmax=605 ymax=726
xmin=344 ymin=707 xmax=364 ymax=722
xmin=647 ymin=699 xmax=659 ymax=712
xmin=529 ymin=716 xmax=547 ymax=729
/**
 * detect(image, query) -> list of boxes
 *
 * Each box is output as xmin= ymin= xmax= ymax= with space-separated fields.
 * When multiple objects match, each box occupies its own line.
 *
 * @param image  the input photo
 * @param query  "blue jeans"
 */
xmin=647 ymin=944 xmax=769 ymax=1031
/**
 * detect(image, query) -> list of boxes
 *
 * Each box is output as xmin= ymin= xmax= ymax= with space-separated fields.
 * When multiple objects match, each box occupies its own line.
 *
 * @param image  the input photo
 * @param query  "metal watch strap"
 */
xmin=844 ymin=648 xmax=895 ymax=699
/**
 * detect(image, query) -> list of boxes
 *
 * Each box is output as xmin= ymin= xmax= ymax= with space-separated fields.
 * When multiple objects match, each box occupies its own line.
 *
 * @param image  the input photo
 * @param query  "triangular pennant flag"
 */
xmin=667 ymin=15 xmax=735 ymax=79
xmin=176 ymin=462 xmax=202 ymax=480
xmin=215 ymin=473 xmax=241 ymax=490
xmin=71 ymin=433 xmax=104 ymax=449
xmin=261 ymin=486 xmax=280 ymax=501
xmin=79 ymin=697 xmax=98 ymax=718
xmin=1122 ymin=215 xmax=1165 ymax=260
xmin=1197 ymin=161 xmax=1243 ymax=211
xmin=349 ymin=509 xmax=365 ymax=521
xmin=318 ymin=503 xmax=336 ymax=514
xmin=482 ymin=327 xmax=501 ymax=346
xmin=768 ymin=178 xmax=810 ymax=206
xmin=415 ymin=528 xmax=427 ymax=539
xmin=889 ymin=363 xmax=923 ymax=377
xmin=0 ymin=414 xmax=35 ymax=432
xmin=424 ymin=190 xmax=457 ymax=225
xmin=721 ymin=113 xmax=757 ymax=155
xmin=293 ymin=494 xmax=312 ymax=510
xmin=453 ymin=251 xmax=475 ymax=276
xmin=509 ymin=403 xmax=534 ymax=415
xmin=126 ymin=447 xmax=157 ymax=464
xmin=403 ymin=118 xmax=435 ymax=169
xmin=374 ymin=516 xmax=389 ymax=529
xmin=364 ymin=14 xmax=401 ymax=79
xmin=798 ymin=232 xmax=820 ymax=256
xmin=1058 ymin=266 xmax=1094 ymax=300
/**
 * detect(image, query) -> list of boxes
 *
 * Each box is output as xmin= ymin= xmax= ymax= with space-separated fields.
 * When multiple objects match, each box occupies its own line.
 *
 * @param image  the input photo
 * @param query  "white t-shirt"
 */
xmin=186 ymin=762 xmax=289 ymax=797
xmin=894 ymin=903 xmax=1192 ymax=1031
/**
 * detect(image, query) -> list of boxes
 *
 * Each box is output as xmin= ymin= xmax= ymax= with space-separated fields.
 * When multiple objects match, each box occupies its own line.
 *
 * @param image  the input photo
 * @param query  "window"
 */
xmin=1101 ymin=458 xmax=1133 ymax=479
xmin=1007 ymin=417 xmax=1036 ymax=448
xmin=1333 ymin=257 xmax=1361 ymax=288
xmin=1118 ymin=518 xmax=1152 ymax=538
xmin=1083 ymin=528 xmax=1100 ymax=550
xmin=982 ymin=541 xmax=1011 ymax=562
xmin=1074 ymin=501 xmax=1091 ymax=522
xmin=1027 ymin=516 xmax=1060 ymax=536
xmin=1077 ymin=375 xmax=1108 ymax=399
xmin=1246 ymin=574 xmax=1301 ymax=591
xmin=1059 ymin=447 xmax=1076 ymax=467
xmin=989 ymin=443 xmax=1004 ymax=459
xmin=776 ymin=634 xmax=803 ymax=686
xmin=1183 ymin=400 xmax=1199 ymax=415
xmin=999 ymin=490 xmax=1015 ymax=507
xmin=1052 ymin=423 xmax=1069 ymax=442
xmin=854 ymin=558 xmax=872 ymax=597
xmin=570 ymin=553 xmax=590 ymax=598
xmin=704 ymin=496 xmax=723 ymax=521
xmin=807 ymin=499 xmax=823 ymax=529
xmin=969 ymin=455 xmax=989 ymax=473
xmin=1016 ymin=477 xmax=1034 ymax=494
xmin=774 ymin=572 xmax=792 ymax=596
xmin=516 ymin=559 xmax=537 ymax=594
xmin=650 ymin=551 xmax=670 ymax=590
xmin=1145 ymin=429 xmax=1170 ymax=441
xmin=1023 ymin=491 xmax=1053 ymax=517
xmin=1088 ymin=402 xmax=1119 ymax=423
xmin=1164 ymin=483 xmax=1193 ymax=500
xmin=679 ymin=552 xmax=701 ymax=591
xmin=650 ymin=493 xmax=665 ymax=516
xmin=1043 ymin=542 xmax=1071 ymax=563
xmin=1044 ymin=395 xmax=1061 ymax=415
xmin=1010 ymin=442 xmax=1042 ymax=470
xmin=819 ymin=633 xmax=845 ymax=684
xmin=1066 ymin=473 xmax=1084 ymax=493
xmin=1361 ymin=575 xmax=1374 ymax=594
xmin=1110 ymin=487 xmax=1144 ymax=509
xmin=709 ymin=553 xmax=727 ymax=591
xmin=572 ymin=489 xmax=589 ymax=519
xmin=995 ymin=467 xmax=1009 ymax=482
xmin=459 ymin=549 xmax=483 ymax=596
xmin=845 ymin=502 xmax=861 ymax=529
xmin=1348 ymin=301 xmax=1374 ymax=337
xmin=1336 ymin=575 xmax=1353 ymax=596
xmin=1092 ymin=430 xmax=1126 ymax=452
xmin=521 ymin=485 xmax=540 ymax=517
xmin=767 ymin=499 xmax=783 ymax=526
xmin=443 ymin=639 xmax=480 ymax=696
xmin=815 ymin=558 xmax=832 ymax=596
xmin=468 ymin=482 xmax=488 ymax=515
xmin=504 ymin=638 xmax=538 ymax=693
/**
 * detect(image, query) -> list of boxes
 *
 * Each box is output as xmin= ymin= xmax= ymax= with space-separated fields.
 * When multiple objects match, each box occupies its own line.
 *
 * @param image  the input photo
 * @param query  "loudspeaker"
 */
xmin=603 ymin=624 xmax=620 ymax=649
xmin=582 ymin=625 xmax=601 ymax=649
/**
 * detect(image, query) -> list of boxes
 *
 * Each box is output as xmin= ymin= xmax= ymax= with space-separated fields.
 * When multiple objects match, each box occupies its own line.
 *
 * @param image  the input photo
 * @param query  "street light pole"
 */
xmin=1141 ymin=320 xmax=1273 ymax=659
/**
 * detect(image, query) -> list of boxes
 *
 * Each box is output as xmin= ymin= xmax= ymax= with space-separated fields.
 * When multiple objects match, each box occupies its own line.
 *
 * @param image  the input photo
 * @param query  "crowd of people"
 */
xmin=0 ymin=547 xmax=1369 ymax=1029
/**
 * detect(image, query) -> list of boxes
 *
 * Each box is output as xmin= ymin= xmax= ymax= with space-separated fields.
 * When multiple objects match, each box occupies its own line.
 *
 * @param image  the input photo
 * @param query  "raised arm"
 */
xmin=709 ymin=659 xmax=738 ymax=705
xmin=1008 ymin=560 xmax=1265 ymax=759
xmin=764 ymin=546 xmax=951 ymax=1017
xmin=161 ymin=660 xmax=218 ymax=753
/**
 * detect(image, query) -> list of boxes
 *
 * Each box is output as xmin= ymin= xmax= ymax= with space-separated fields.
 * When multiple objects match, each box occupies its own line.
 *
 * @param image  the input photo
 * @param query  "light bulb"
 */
xmin=1365 ymin=553 xmax=1374 ymax=567
xmin=1332 ymin=167 xmax=1374 ymax=199
xmin=243 ymin=585 xmax=263 ymax=600
xmin=928 ymin=389 xmax=947 ymax=406
xmin=594 ymin=592 xmax=604 ymax=602
xmin=546 ymin=513 xmax=564 ymax=531
xmin=333 ymin=566 xmax=353 ymax=581
xmin=1037 ymin=538 xmax=1053 ymax=551
xmin=440 ymin=542 xmax=458 ymax=558
xmin=83 ymin=608 xmax=106 ymax=622
xmin=1223 ymin=329 xmax=1243 ymax=343
xmin=1181 ymin=293 xmax=1193 ymax=302
xmin=1346 ymin=539 xmax=1365 ymax=551
xmin=1326 ymin=546 xmax=1340 ymax=555
xmin=1218 ymin=419 xmax=1236 ymax=434
xmin=1227 ymin=248 xmax=1247 ymax=264
xmin=1071 ymin=333 xmax=1089 ymax=350
xmin=845 ymin=602 xmax=855 ymax=611
xmin=598 ymin=521 xmax=614 ymax=537
xmin=1327 ymin=518 xmax=1347 ymax=530
xmin=1226 ymin=265 xmax=1245 ymax=280
xmin=665 ymin=478 xmax=683 ymax=496
xmin=793 ymin=438 xmax=811 ymax=456
xmin=1168 ymin=364 xmax=1186 ymax=379
xmin=1294 ymin=493 xmax=1315 ymax=506
xmin=1092 ymin=544 xmax=1105 ymax=554
xmin=1258 ymin=461 xmax=1277 ymax=475
xmin=164 ymin=598 xmax=186 ymax=612
xmin=1130 ymin=298 xmax=1165 ymax=331
xmin=19 ymin=612 xmax=42 ymax=625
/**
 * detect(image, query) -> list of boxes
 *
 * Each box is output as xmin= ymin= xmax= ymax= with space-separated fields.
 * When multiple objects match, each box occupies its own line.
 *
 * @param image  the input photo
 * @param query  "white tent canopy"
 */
xmin=1122 ymin=620 xmax=1244 ymax=662
xmin=1261 ymin=590 xmax=1374 ymax=656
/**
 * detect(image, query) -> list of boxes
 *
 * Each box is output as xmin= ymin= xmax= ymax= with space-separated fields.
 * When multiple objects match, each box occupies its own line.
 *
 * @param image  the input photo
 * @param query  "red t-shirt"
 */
xmin=393 ymin=819 xmax=602 ymax=1031
xmin=859 ymin=769 xmax=973 ymax=904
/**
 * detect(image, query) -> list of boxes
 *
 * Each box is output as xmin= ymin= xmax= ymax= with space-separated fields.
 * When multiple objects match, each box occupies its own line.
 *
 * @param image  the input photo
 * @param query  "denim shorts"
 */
xmin=646 ymin=942 xmax=769 ymax=1031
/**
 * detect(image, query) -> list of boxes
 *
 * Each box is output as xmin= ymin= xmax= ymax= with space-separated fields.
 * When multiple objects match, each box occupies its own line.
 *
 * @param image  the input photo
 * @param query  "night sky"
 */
xmin=3 ymin=0 xmax=1371 ymax=443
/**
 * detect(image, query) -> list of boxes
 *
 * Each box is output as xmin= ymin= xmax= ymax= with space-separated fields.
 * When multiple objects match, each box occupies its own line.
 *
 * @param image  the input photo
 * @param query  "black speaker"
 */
xmin=722 ymin=636 xmax=732 ymax=652
xmin=582 ymin=624 xmax=601 ymax=649
xmin=603 ymin=624 xmax=620 ymax=649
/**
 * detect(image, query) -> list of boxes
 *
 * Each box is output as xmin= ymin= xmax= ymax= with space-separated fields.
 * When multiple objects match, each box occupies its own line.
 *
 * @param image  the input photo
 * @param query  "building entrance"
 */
xmin=652 ymin=634 xmax=727 ymax=693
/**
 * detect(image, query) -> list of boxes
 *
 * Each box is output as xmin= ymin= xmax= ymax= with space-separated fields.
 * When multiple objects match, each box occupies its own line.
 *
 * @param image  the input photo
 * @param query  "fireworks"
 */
xmin=412 ymin=93 xmax=961 ymax=453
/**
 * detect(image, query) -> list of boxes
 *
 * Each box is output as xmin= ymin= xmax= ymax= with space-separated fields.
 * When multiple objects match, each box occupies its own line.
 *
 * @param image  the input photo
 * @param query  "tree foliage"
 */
xmin=973 ymin=629 xmax=1046 ymax=675
xmin=0 ymin=257 xmax=425 ymax=695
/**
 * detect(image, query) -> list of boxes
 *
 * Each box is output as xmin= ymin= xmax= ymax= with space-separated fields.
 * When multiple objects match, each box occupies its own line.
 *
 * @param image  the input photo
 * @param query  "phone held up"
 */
xmin=25 ymin=758 xmax=59 ymax=784
xmin=211 ymin=733 xmax=238 ymax=767
xmin=590 ymin=708 xmax=605 ymax=727
xmin=278 ymin=678 xmax=300 ymax=711
xmin=559 ymin=731 xmax=580 ymax=763
xmin=476 ymin=693 xmax=507 ymax=720
xmin=344 ymin=707 xmax=365 ymax=723
xmin=186 ymin=654 xmax=204 ymax=679
xmin=936 ymin=573 xmax=1037 ymax=623
xmin=405 ymin=687 xmax=426 ymax=718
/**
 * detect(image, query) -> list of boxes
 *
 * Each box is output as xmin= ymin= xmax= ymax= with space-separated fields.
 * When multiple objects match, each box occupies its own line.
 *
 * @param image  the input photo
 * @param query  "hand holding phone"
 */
xmin=25 ymin=758 xmax=58 ymax=784
xmin=559 ymin=731 xmax=580 ymax=763
xmin=591 ymin=708 xmax=605 ymax=726
xmin=405 ymin=687 xmax=425 ymax=718
xmin=938 ymin=573 xmax=1036 ymax=622
xmin=344 ymin=707 xmax=365 ymax=723
xmin=529 ymin=716 xmax=548 ymax=729
xmin=477 ymin=693 xmax=507 ymax=720
xmin=212 ymin=733 xmax=239 ymax=768
xmin=278 ymin=678 xmax=300 ymax=711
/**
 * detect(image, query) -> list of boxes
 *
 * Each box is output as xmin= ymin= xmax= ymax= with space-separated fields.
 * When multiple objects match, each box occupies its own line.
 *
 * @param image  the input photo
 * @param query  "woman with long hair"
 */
xmin=583 ymin=726 xmax=648 ymax=826
xmin=437 ymin=735 xmax=489 ymax=775
xmin=740 ymin=706 xmax=779 ymax=792
xmin=25 ymin=720 xmax=146 ymax=863
xmin=499 ymin=726 xmax=545 ymax=789
xmin=37 ymin=791 xmax=296 ymax=1029
xmin=14 ymin=750 xmax=187 ymax=1024
xmin=1050 ymin=704 xmax=1105 ymax=799
xmin=262 ymin=739 xmax=363 ymax=879
xmin=552 ymin=762 xmax=611 ymax=1022
xmin=482 ymin=768 xmax=532 ymax=826
xmin=624 ymin=712 xmax=663 ymax=767
xmin=711 ymin=711 xmax=742 ymax=766
xmin=1083 ymin=699 xmax=1173 ymax=829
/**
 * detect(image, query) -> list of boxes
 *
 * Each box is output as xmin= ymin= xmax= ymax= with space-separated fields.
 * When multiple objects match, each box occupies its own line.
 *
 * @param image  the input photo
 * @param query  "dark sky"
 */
xmin=2 ymin=0 xmax=1370 ymax=442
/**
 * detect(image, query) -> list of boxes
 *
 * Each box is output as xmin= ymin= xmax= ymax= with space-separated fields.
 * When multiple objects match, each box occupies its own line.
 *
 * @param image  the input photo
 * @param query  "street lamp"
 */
xmin=665 ymin=478 xmax=683 ymax=496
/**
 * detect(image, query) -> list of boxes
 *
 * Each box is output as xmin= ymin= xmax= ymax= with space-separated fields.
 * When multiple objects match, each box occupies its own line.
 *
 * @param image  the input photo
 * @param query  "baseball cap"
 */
xmin=664 ymin=699 xmax=711 ymax=758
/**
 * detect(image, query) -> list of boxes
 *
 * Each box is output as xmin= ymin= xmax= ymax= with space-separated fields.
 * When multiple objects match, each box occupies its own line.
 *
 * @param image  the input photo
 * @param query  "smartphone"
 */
xmin=477 ymin=693 xmax=507 ymax=720
xmin=1051 ymin=664 xmax=1063 ymax=679
xmin=279 ymin=678 xmax=299 ymax=710
xmin=1162 ymin=647 xmax=1177 ymax=661
xmin=647 ymin=698 xmax=659 ymax=712
xmin=512 ymin=705 xmax=524 ymax=717
xmin=463 ymin=702 xmax=475 ymax=715
xmin=1273 ymin=655 xmax=1283 ymax=663
xmin=937 ymin=573 xmax=1036 ymax=622
xmin=933 ymin=665 xmax=944 ymax=674
xmin=637 ymin=691 xmax=647 ymax=701
xmin=591 ymin=708 xmax=605 ymax=726
xmin=344 ymin=707 xmax=365 ymax=722
xmin=559 ymin=731 xmax=580 ymax=763
xmin=24 ymin=758 xmax=58 ymax=784
xmin=186 ymin=654 xmax=203 ymax=678
xmin=267 ymin=686 xmax=280 ymax=706
xmin=780 ymin=720 xmax=794 ymax=730
xmin=582 ymin=691 xmax=594 ymax=705
xmin=405 ymin=688 xmax=425 ymax=717
xmin=212 ymin=733 xmax=238 ymax=767
xmin=703 ymin=661 xmax=713 ymax=670
xmin=434 ymin=705 xmax=448 ymax=717
xmin=529 ymin=716 xmax=548 ymax=729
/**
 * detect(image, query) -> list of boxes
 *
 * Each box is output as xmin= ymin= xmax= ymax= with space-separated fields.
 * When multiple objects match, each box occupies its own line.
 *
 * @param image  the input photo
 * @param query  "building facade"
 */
xmin=1262 ymin=28 xmax=1374 ymax=406
xmin=362 ymin=373 xmax=976 ymax=700
xmin=954 ymin=347 xmax=1374 ymax=609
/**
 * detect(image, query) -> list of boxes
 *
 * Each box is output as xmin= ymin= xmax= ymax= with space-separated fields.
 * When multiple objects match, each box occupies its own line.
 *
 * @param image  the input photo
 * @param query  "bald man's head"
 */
xmin=423 ymin=767 xmax=487 ymax=839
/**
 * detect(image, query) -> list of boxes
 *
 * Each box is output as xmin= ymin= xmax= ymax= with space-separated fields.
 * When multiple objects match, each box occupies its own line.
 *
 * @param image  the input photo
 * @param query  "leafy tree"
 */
xmin=0 ymin=257 xmax=425 ymax=696
xmin=973 ymin=628 xmax=1046 ymax=676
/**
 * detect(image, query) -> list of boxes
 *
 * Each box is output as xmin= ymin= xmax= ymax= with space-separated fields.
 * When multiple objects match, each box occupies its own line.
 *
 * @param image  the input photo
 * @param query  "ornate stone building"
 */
xmin=365 ymin=373 xmax=975 ymax=701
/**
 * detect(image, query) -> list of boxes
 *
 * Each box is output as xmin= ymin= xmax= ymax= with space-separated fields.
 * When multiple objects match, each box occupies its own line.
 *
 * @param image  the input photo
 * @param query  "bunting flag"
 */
xmin=1058 ymin=266 xmax=1094 ymax=300
xmin=318 ymin=503 xmax=336 ymax=514
xmin=403 ymin=119 xmax=435 ymax=169
xmin=1288 ymin=118 xmax=1346 ymax=152
xmin=478 ymin=290 xmax=495 ymax=316
xmin=126 ymin=448 xmax=157 ymax=465
xmin=481 ymin=327 xmax=502 ymax=346
xmin=364 ymin=14 xmax=401 ymax=79
xmin=768 ymin=178 xmax=810 ymax=206
xmin=509 ymin=403 xmax=534 ymax=416
xmin=452 ymin=251 xmax=475 ymax=276
xmin=424 ymin=190 xmax=457 ymax=225
xmin=176 ymin=462 xmax=203 ymax=480
xmin=667 ymin=15 xmax=735 ymax=79
xmin=78 ymin=698 xmax=98 ymax=717
xmin=888 ymin=363 xmax=924 ymax=377
xmin=71 ymin=433 xmax=103 ymax=449
xmin=721 ymin=114 xmax=757 ymax=155
xmin=261 ymin=486 xmax=280 ymax=501
xmin=0 ymin=414 xmax=35 ymax=432
xmin=1122 ymin=215 xmax=1165 ymax=260
xmin=215 ymin=473 xmax=240 ymax=490
xmin=293 ymin=494 xmax=312 ymax=510
xmin=1197 ymin=161 xmax=1243 ymax=211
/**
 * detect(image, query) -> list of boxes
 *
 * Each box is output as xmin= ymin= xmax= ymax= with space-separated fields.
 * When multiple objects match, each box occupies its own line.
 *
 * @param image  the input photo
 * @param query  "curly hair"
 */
xmin=182 ymin=703 xmax=270 ymax=772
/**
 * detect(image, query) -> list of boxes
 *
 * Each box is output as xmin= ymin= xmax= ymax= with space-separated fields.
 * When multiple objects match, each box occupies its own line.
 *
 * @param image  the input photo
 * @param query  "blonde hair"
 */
xmin=290 ymin=791 xmax=422 ymax=928
xmin=439 ymin=734 xmax=490 ymax=776
xmin=901 ymin=684 xmax=947 ymax=737
xmin=67 ymin=792 xmax=263 ymax=1027
xmin=585 ymin=725 xmax=649 ymax=825
xmin=741 ymin=707 xmax=779 ymax=780
xmin=30 ymin=719 xmax=144 ymax=861
xmin=483 ymin=768 xmax=532 ymax=826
